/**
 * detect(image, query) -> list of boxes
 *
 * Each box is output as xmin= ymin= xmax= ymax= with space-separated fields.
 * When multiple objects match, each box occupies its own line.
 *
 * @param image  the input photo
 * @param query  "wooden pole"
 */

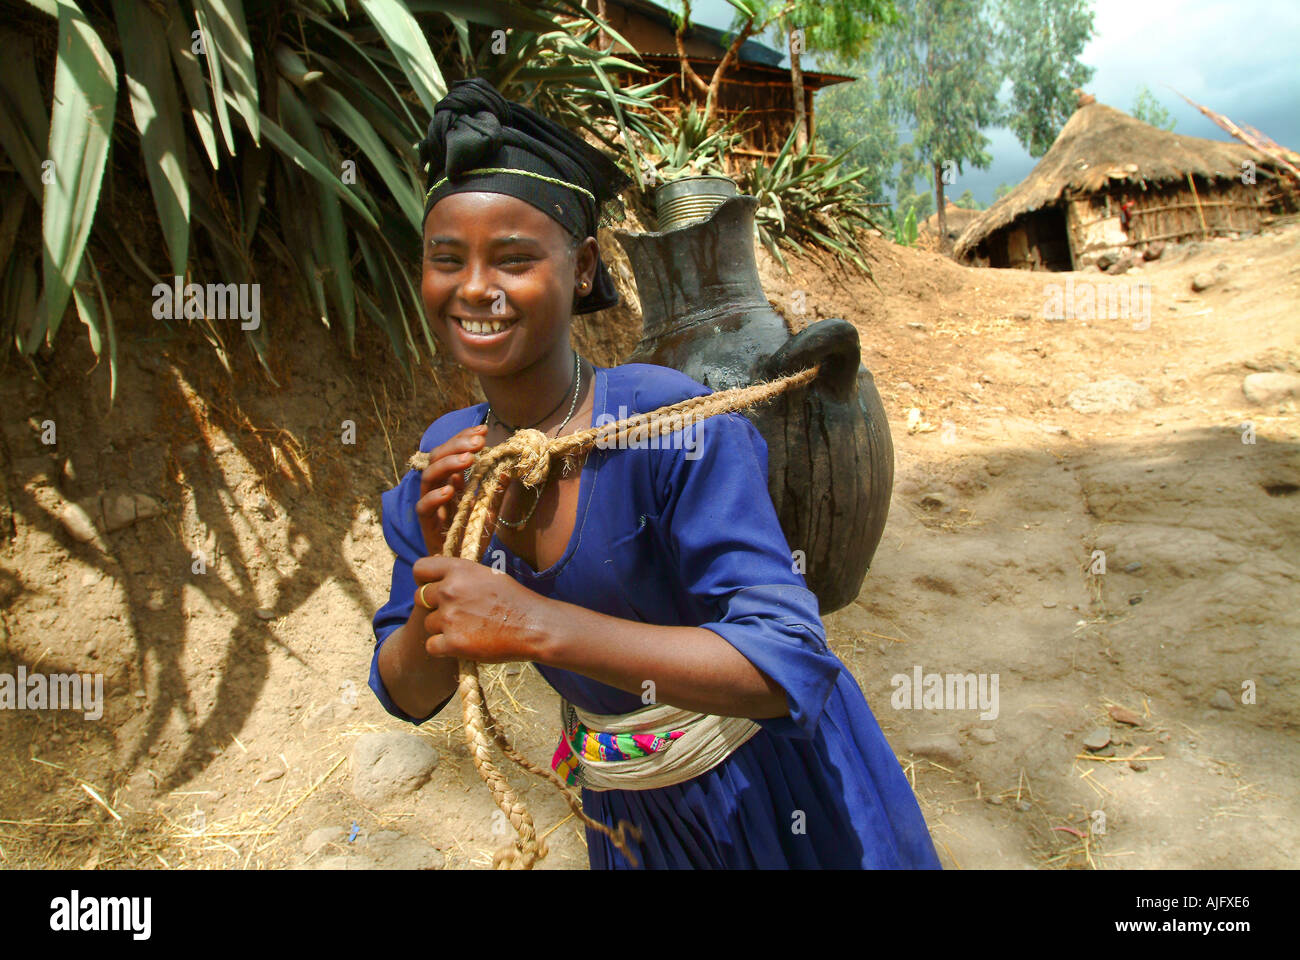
xmin=1075 ymin=199 xmax=1257 ymax=229
xmin=1175 ymin=90 xmax=1300 ymax=185
xmin=1187 ymin=173 xmax=1209 ymax=239
xmin=1107 ymin=226 xmax=1248 ymax=247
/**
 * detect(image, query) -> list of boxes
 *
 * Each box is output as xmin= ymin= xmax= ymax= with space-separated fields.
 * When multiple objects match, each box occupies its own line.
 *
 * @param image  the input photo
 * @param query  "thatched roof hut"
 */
xmin=954 ymin=100 xmax=1284 ymax=270
xmin=922 ymin=202 xmax=980 ymax=242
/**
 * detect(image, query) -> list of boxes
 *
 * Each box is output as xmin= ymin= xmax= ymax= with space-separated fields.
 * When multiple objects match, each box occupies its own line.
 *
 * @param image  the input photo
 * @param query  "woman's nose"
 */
xmin=458 ymin=260 xmax=497 ymax=304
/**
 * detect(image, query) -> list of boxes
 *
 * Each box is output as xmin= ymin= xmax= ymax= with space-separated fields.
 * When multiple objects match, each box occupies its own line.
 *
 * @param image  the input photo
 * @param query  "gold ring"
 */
xmin=418 ymin=583 xmax=435 ymax=609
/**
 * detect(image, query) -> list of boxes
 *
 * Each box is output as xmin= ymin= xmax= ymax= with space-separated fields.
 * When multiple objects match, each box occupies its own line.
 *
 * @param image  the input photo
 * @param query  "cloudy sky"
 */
xmin=687 ymin=0 xmax=1300 ymax=205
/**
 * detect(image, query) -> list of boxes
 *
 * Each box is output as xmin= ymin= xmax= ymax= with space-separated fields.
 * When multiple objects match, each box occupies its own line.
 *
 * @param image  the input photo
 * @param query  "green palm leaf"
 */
xmin=359 ymin=0 xmax=447 ymax=119
xmin=275 ymin=46 xmax=422 ymax=230
xmin=277 ymin=79 xmax=357 ymax=350
xmin=255 ymin=103 xmax=379 ymax=229
xmin=164 ymin=0 xmax=222 ymax=169
xmin=70 ymin=252 xmax=118 ymax=400
xmin=191 ymin=1 xmax=236 ymax=156
xmin=111 ymin=0 xmax=190 ymax=277
xmin=38 ymin=0 xmax=117 ymax=350
xmin=407 ymin=0 xmax=557 ymax=33
xmin=195 ymin=0 xmax=260 ymax=144
xmin=302 ymin=11 xmax=422 ymax=136
xmin=0 ymin=31 xmax=52 ymax=200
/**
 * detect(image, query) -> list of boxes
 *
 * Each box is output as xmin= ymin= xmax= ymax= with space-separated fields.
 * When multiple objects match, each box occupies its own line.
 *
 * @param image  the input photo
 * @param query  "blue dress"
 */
xmin=370 ymin=362 xmax=941 ymax=869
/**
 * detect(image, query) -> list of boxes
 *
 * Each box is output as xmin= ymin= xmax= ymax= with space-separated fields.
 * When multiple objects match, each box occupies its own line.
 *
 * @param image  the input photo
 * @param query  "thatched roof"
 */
xmin=922 ymin=204 xmax=980 ymax=238
xmin=954 ymin=101 xmax=1277 ymax=259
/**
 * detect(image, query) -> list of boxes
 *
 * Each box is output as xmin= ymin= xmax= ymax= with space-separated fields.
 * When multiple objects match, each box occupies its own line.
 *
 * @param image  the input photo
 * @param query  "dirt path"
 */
xmin=1 ymin=222 xmax=1295 ymax=869
xmin=814 ymin=228 xmax=1300 ymax=869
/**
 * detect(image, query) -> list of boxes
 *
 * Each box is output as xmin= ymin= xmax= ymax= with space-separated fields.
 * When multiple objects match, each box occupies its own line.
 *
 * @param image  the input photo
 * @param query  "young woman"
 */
xmin=370 ymin=77 xmax=940 ymax=869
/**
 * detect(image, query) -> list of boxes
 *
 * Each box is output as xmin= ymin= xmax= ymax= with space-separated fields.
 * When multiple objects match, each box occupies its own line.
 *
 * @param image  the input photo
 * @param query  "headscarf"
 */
xmin=417 ymin=77 xmax=633 ymax=315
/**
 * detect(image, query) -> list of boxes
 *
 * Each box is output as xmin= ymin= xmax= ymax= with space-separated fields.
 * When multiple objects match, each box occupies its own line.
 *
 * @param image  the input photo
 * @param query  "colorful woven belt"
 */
xmin=550 ymin=702 xmax=686 ymax=787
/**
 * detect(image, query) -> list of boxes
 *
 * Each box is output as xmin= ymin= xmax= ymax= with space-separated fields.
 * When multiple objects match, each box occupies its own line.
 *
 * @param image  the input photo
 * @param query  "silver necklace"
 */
xmin=468 ymin=353 xmax=585 ymax=530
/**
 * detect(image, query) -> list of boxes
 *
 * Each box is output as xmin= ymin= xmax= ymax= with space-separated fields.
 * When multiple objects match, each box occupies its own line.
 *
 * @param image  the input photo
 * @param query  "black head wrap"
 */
xmin=418 ymin=77 xmax=633 ymax=315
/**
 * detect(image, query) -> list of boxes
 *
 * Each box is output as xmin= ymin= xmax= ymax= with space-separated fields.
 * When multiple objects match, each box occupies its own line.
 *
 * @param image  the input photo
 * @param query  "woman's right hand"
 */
xmin=414 ymin=423 xmax=489 ymax=558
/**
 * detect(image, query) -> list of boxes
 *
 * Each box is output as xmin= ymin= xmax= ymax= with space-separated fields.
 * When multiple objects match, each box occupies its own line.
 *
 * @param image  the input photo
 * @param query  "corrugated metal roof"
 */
xmin=607 ymin=0 xmax=784 ymax=66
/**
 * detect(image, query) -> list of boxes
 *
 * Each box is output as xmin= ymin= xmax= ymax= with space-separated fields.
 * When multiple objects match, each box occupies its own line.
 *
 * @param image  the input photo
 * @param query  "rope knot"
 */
xmin=497 ymin=428 xmax=554 ymax=487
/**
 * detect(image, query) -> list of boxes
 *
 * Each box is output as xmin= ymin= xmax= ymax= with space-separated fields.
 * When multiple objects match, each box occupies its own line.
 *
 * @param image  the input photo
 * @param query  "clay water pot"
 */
xmin=613 ymin=191 xmax=894 ymax=613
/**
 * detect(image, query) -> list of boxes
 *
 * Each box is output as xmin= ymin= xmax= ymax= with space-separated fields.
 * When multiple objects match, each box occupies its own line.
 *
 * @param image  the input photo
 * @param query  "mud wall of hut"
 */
xmin=970 ymin=207 xmax=1073 ymax=271
xmin=1066 ymin=178 xmax=1265 ymax=267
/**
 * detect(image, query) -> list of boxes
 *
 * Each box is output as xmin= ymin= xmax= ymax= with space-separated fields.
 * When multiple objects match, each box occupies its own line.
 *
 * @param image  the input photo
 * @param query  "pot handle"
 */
xmin=762 ymin=319 xmax=862 ymax=403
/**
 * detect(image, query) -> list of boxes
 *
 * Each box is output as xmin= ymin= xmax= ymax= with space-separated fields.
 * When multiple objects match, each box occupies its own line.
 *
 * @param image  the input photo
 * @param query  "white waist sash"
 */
xmin=560 ymin=698 xmax=761 ymax=792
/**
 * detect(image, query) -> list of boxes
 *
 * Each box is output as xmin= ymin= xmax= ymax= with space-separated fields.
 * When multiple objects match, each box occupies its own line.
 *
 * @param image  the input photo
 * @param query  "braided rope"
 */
xmin=408 ymin=364 xmax=821 ymax=869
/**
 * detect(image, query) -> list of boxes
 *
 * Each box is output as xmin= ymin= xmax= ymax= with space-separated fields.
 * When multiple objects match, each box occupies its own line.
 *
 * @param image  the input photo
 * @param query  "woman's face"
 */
xmin=421 ymin=191 xmax=598 ymax=377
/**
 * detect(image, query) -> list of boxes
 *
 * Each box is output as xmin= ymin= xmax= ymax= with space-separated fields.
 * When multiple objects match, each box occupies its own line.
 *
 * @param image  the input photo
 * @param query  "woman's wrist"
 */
xmin=377 ymin=607 xmax=456 ymax=719
xmin=523 ymin=592 xmax=583 ymax=668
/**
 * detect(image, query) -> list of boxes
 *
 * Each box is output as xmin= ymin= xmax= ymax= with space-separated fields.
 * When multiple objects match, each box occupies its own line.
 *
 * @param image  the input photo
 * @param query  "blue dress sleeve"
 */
xmin=369 ymin=409 xmax=480 ymax=724
xmin=655 ymin=410 xmax=840 ymax=739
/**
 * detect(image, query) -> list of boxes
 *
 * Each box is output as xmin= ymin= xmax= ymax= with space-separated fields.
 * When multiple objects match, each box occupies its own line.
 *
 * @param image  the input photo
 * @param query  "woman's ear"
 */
xmin=575 ymin=235 xmax=599 ymax=291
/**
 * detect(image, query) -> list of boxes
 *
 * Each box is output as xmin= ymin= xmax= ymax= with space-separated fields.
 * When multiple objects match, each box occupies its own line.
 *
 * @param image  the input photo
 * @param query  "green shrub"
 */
xmin=0 ymin=0 xmax=654 ymax=398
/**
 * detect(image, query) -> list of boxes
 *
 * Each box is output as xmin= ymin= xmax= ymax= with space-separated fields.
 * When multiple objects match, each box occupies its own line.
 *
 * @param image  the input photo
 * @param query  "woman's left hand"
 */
xmin=412 ymin=556 xmax=551 ymax=664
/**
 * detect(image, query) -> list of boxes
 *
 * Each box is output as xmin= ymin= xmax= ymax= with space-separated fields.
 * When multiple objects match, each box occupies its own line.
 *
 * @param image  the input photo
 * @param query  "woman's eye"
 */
xmin=426 ymin=255 xmax=530 ymax=266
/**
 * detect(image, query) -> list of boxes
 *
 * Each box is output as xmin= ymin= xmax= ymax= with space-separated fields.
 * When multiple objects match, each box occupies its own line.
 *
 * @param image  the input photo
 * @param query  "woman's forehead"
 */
xmin=428 ymin=191 xmax=548 ymax=226
xmin=425 ymin=192 xmax=577 ymax=245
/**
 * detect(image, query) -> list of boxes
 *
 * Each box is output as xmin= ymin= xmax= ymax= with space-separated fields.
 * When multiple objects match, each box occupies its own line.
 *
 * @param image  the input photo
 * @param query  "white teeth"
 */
xmin=458 ymin=317 xmax=512 ymax=335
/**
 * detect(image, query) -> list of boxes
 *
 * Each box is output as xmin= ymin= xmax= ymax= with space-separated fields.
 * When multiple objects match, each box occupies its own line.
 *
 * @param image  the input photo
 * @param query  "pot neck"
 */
xmin=616 ymin=195 xmax=772 ymax=341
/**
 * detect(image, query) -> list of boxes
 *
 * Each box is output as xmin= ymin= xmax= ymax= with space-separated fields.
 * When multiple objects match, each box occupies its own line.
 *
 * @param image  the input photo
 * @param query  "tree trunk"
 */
xmin=790 ymin=24 xmax=807 ymax=152
xmin=703 ymin=17 xmax=758 ymax=130
xmin=934 ymin=162 xmax=947 ymax=244
xmin=678 ymin=2 xmax=788 ymax=131
xmin=674 ymin=0 xmax=711 ymax=104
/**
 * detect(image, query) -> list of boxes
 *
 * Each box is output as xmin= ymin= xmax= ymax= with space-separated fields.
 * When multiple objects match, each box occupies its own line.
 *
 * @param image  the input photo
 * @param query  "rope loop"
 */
xmin=401 ymin=364 xmax=823 ymax=868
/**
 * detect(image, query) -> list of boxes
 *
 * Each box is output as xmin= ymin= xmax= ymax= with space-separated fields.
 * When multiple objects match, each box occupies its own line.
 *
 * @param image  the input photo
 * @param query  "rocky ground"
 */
xmin=0 ymin=213 xmax=1296 ymax=870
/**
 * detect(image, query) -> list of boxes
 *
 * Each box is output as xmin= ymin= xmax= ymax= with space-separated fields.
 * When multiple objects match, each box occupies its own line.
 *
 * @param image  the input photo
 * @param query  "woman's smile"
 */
xmin=450 ymin=313 xmax=519 ymax=340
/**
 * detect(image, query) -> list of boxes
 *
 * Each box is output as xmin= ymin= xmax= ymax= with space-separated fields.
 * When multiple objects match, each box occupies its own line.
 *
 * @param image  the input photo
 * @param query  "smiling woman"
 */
xmin=421 ymin=193 xmax=590 ymax=374
xmin=369 ymin=76 xmax=940 ymax=871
